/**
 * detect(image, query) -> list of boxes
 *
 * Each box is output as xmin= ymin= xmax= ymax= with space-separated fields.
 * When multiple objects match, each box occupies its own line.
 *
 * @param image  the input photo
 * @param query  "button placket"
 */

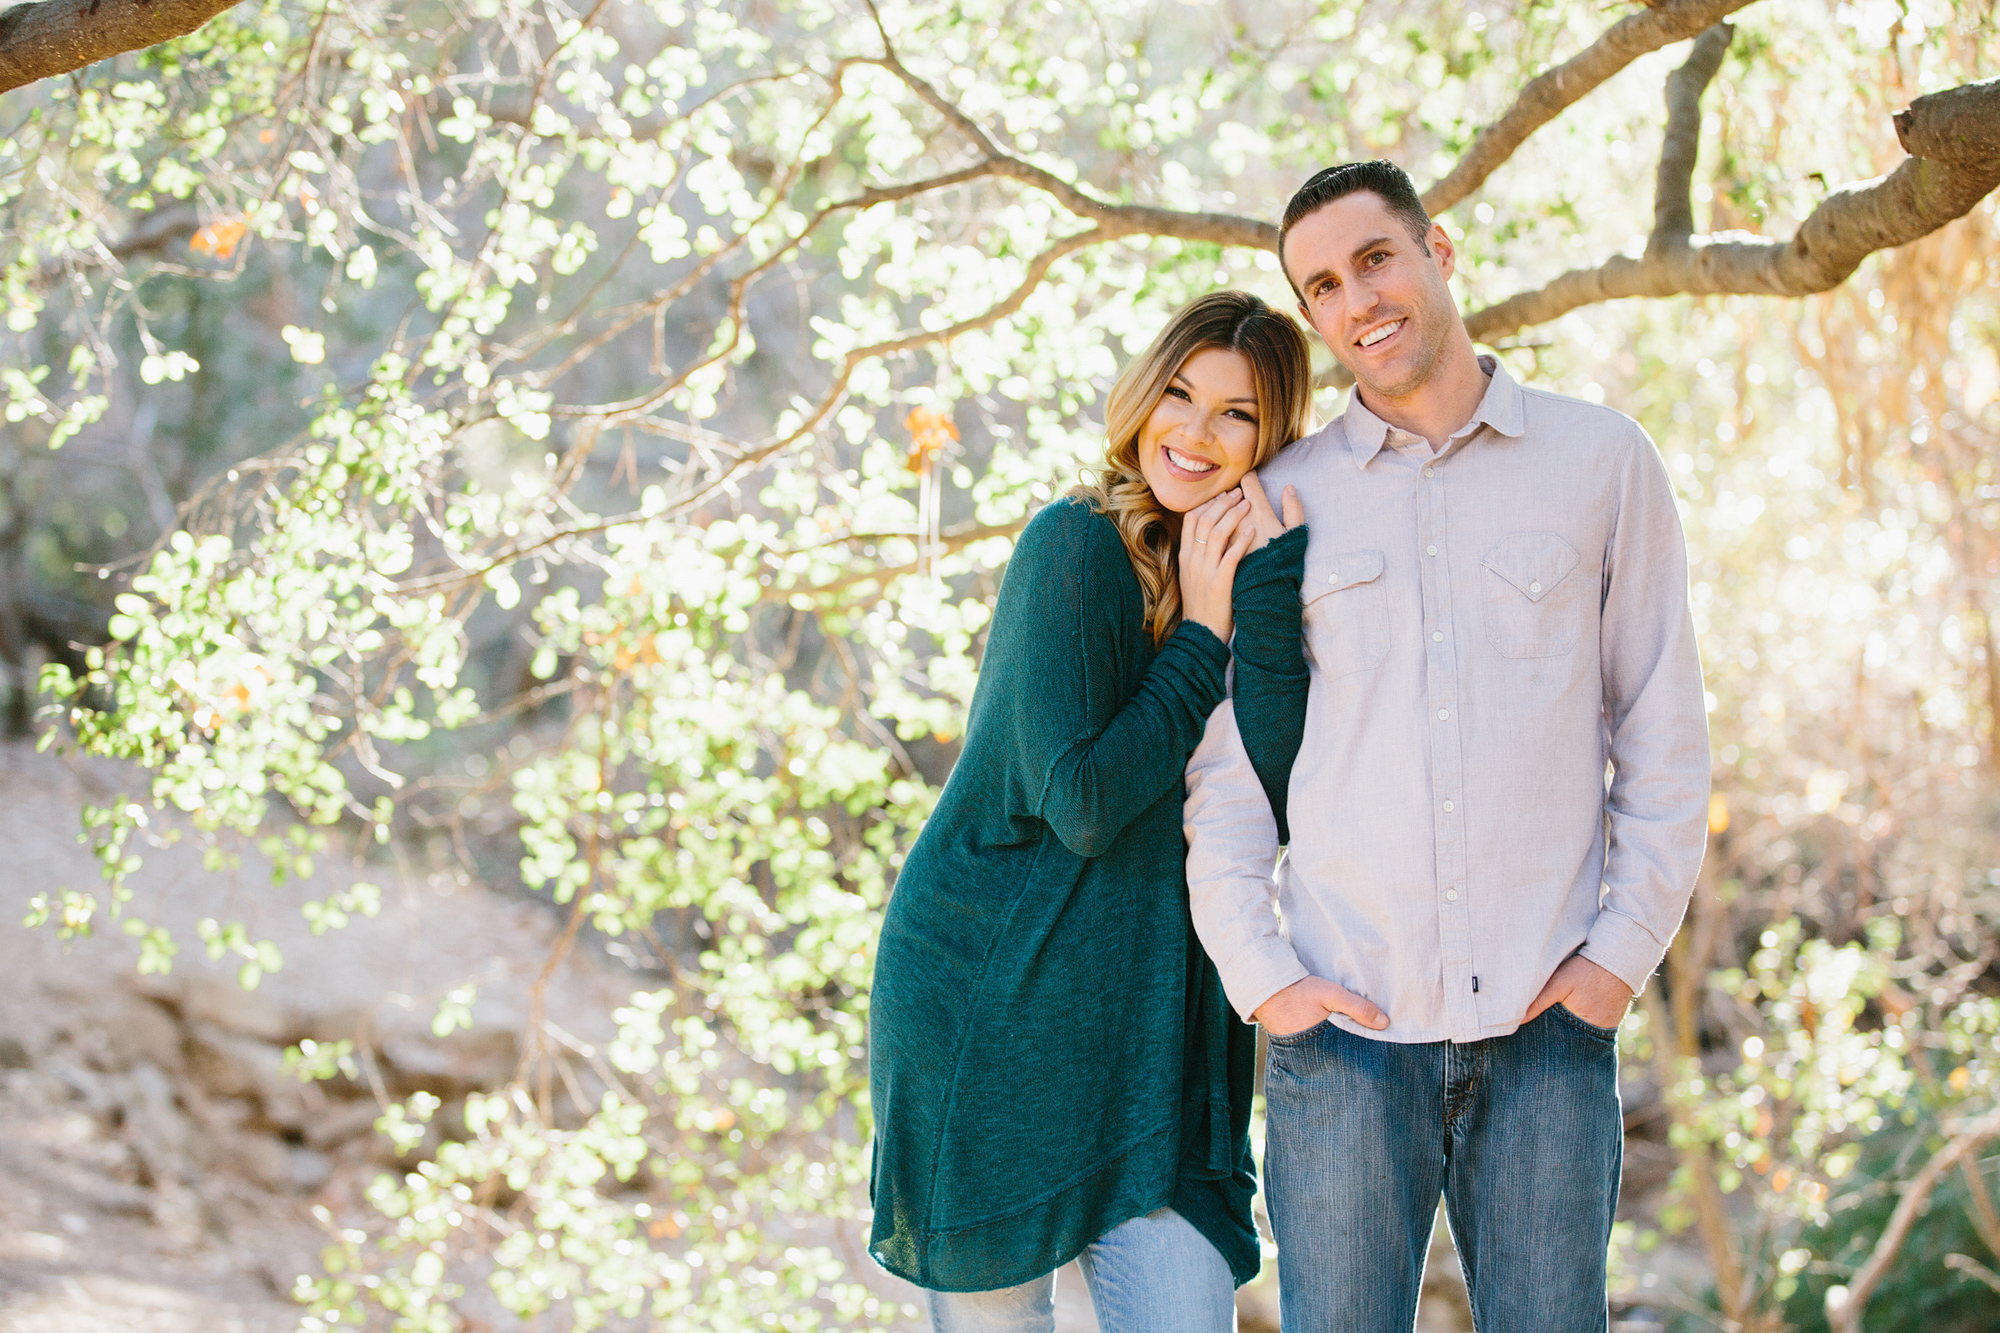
xmin=1418 ymin=460 xmax=1478 ymax=1039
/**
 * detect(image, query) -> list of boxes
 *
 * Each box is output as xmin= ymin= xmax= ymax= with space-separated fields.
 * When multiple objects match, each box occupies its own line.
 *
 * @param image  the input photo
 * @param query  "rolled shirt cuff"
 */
xmin=1215 ymin=937 xmax=1312 ymax=1025
xmin=1579 ymin=906 xmax=1671 ymax=998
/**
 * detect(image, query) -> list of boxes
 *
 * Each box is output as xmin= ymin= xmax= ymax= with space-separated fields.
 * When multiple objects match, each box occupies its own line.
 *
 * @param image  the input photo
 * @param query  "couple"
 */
xmin=868 ymin=159 xmax=1710 ymax=1333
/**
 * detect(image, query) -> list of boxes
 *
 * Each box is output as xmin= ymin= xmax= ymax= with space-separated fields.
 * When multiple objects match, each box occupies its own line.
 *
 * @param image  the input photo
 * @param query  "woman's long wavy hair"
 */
xmin=1073 ymin=290 xmax=1315 ymax=644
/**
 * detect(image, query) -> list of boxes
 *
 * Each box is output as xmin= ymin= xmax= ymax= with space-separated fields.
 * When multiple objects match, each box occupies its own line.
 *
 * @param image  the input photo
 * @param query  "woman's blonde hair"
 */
xmin=1072 ymin=290 xmax=1314 ymax=643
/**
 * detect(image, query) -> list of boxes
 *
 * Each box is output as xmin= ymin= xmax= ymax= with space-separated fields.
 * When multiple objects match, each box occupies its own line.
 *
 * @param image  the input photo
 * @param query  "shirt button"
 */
xmin=1426 ymin=544 xmax=1438 ymax=556
xmin=1423 ymin=467 xmax=1435 ymax=478
xmin=1432 ymin=630 xmax=1444 ymax=642
xmin=1445 ymin=888 xmax=1459 ymax=902
xmin=1443 ymin=800 xmax=1455 ymax=813
xmin=1530 ymin=580 xmax=1543 ymax=594
xmin=1438 ymin=708 xmax=1449 ymax=720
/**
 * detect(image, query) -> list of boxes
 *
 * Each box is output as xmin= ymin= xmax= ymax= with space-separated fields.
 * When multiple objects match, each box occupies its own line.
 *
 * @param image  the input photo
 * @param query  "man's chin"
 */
xmin=1346 ymin=361 xmax=1424 ymax=404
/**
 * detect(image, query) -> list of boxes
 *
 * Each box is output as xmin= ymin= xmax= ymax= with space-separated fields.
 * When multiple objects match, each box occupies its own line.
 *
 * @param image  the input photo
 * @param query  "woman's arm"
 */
xmin=983 ymin=502 xmax=1233 ymax=860
xmin=1228 ymin=524 xmax=1308 ymax=843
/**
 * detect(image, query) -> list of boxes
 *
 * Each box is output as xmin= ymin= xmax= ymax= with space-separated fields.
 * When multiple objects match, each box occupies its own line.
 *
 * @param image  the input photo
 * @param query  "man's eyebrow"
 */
xmin=1348 ymin=235 xmax=1397 ymax=263
xmin=1170 ymin=372 xmax=1256 ymax=404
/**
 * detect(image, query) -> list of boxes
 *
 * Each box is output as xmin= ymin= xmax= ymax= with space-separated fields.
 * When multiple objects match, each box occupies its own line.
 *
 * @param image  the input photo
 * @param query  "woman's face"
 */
xmin=1135 ymin=346 xmax=1262 ymax=514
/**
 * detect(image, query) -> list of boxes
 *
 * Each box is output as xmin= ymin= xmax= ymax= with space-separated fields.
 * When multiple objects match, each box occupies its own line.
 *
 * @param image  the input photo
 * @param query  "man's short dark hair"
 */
xmin=1278 ymin=160 xmax=1433 ymax=299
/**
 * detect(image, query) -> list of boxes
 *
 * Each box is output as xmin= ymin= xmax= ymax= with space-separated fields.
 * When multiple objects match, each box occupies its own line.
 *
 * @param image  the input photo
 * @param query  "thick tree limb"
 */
xmin=1421 ymin=0 xmax=1763 ymax=217
xmin=0 ymin=0 xmax=243 ymax=95
xmin=1465 ymin=76 xmax=2000 ymax=343
xmin=1649 ymin=24 xmax=1734 ymax=251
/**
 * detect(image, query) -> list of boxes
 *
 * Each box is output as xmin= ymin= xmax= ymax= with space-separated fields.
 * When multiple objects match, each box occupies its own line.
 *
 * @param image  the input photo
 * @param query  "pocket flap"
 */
xmin=1482 ymin=532 xmax=1579 ymax=603
xmin=1304 ymin=548 xmax=1385 ymax=603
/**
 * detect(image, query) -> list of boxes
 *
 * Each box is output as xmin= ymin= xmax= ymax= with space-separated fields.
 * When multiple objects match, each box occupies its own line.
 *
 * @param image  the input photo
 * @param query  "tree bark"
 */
xmin=0 ymin=0 xmax=244 ymax=95
xmin=1466 ymin=77 xmax=2000 ymax=343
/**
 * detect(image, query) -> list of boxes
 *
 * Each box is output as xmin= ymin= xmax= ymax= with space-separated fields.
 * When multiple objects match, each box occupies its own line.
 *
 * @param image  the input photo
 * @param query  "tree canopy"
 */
xmin=2 ymin=0 xmax=1998 ymax=1329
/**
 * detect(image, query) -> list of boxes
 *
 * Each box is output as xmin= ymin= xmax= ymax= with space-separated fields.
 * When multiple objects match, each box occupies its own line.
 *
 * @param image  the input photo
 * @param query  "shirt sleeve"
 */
xmin=1580 ymin=424 xmax=1712 ymax=996
xmin=1228 ymin=525 xmax=1310 ymax=843
xmin=992 ymin=503 xmax=1232 ymax=860
xmin=1183 ymin=698 xmax=1309 ymax=1021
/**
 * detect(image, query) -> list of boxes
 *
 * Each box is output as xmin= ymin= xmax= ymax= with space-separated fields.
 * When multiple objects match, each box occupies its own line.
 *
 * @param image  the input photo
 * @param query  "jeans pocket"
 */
xmin=1263 ymin=1016 xmax=1332 ymax=1049
xmin=1551 ymin=1003 xmax=1619 ymax=1042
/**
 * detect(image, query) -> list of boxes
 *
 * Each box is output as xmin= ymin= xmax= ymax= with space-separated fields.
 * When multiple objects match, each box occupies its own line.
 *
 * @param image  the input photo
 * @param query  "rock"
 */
xmin=228 ymin=1132 xmax=295 ymax=1191
xmin=173 ymin=975 xmax=300 ymax=1045
xmin=378 ymin=1025 xmax=517 ymax=1097
xmin=302 ymin=1097 xmax=382 ymax=1150
xmin=104 ymin=998 xmax=185 ymax=1072
xmin=115 ymin=1060 xmax=195 ymax=1188
xmin=288 ymin=1145 xmax=333 ymax=1191
xmin=184 ymin=1022 xmax=314 ymax=1131
xmin=0 ymin=1035 xmax=31 ymax=1068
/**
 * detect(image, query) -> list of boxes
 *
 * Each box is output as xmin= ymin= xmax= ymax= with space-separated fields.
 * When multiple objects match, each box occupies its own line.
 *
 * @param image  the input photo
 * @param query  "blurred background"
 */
xmin=0 ymin=0 xmax=1994 ymax=1329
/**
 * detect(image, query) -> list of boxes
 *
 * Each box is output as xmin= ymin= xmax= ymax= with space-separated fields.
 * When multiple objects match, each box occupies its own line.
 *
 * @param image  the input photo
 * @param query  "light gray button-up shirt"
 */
xmin=1184 ymin=358 xmax=1710 ymax=1043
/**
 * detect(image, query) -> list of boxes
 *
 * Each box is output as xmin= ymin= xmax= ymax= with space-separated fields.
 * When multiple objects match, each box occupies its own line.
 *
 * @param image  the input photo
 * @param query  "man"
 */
xmin=1183 ymin=159 xmax=1710 ymax=1332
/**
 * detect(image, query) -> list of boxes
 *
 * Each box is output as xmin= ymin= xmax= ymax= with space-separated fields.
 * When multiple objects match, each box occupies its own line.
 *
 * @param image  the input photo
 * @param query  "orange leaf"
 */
xmin=190 ymin=216 xmax=249 ymax=259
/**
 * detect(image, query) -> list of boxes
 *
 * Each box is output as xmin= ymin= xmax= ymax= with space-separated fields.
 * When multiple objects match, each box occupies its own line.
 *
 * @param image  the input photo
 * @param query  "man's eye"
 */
xmin=1368 ymin=251 xmax=1389 ymax=265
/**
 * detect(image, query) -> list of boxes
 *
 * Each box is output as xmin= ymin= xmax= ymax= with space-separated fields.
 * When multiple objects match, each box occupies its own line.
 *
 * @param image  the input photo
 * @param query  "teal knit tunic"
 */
xmin=868 ymin=497 xmax=1308 ymax=1293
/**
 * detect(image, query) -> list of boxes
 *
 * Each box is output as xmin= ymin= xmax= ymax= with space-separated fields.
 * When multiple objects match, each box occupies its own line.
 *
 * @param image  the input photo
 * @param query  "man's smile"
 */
xmin=1356 ymin=318 xmax=1405 ymax=350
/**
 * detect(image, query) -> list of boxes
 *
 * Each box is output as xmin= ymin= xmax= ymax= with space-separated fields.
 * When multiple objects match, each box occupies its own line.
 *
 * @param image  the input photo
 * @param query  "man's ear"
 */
xmin=1429 ymin=222 xmax=1456 ymax=283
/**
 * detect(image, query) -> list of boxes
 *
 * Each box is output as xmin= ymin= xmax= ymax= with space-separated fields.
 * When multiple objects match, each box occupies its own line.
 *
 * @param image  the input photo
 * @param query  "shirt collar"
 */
xmin=1340 ymin=354 xmax=1526 ymax=469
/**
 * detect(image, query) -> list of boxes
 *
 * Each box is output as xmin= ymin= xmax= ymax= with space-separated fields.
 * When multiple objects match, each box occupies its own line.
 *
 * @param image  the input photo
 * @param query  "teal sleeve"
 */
xmin=987 ymin=503 xmax=1232 ymax=859
xmin=1228 ymin=525 xmax=1308 ymax=843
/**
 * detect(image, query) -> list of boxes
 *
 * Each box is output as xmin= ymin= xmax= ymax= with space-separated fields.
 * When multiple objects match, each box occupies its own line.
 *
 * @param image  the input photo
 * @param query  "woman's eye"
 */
xmin=1164 ymin=385 xmax=1190 ymax=400
xmin=1227 ymin=410 xmax=1256 ymax=423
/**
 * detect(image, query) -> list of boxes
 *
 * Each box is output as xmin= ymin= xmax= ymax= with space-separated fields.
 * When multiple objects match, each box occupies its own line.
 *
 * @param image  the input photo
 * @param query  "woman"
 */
xmin=869 ymin=291 xmax=1315 ymax=1331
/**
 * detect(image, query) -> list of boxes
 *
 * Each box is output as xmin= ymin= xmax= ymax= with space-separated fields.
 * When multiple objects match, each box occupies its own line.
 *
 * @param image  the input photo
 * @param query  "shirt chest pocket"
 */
xmin=1482 ymin=531 xmax=1584 ymax=658
xmin=1303 ymin=548 xmax=1389 ymax=678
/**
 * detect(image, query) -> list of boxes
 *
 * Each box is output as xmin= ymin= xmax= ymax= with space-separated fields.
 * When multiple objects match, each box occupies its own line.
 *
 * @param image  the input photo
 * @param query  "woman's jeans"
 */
xmin=924 ymin=1207 xmax=1236 ymax=1333
xmin=1262 ymin=1006 xmax=1623 ymax=1333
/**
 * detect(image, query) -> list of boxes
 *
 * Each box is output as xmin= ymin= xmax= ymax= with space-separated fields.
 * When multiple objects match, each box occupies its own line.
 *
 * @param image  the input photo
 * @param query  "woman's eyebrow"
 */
xmin=1171 ymin=372 xmax=1256 ymax=404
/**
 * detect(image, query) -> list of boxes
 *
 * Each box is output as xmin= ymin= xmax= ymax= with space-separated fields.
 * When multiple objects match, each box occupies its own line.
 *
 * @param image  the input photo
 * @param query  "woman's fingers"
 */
xmin=1241 ymin=473 xmax=1277 ymax=528
xmin=1204 ymin=494 xmax=1250 ymax=548
xmin=1184 ymin=489 xmax=1243 ymax=554
xmin=1281 ymin=484 xmax=1304 ymax=530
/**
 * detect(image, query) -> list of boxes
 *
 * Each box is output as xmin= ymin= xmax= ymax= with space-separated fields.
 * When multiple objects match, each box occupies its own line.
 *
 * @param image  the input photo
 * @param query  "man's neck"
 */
xmin=1356 ymin=340 xmax=1490 ymax=453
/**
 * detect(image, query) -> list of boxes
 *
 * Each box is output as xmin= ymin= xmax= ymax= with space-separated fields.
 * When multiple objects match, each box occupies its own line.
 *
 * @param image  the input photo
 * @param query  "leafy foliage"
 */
xmin=1 ymin=0 xmax=1997 ymax=1328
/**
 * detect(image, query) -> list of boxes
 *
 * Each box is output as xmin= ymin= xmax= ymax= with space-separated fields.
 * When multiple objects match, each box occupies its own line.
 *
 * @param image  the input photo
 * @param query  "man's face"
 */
xmin=1284 ymin=190 xmax=1459 ymax=402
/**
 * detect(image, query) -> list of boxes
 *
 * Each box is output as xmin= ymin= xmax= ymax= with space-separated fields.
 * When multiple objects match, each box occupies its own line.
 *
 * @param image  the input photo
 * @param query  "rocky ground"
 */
xmin=0 ymin=741 xmax=1697 ymax=1331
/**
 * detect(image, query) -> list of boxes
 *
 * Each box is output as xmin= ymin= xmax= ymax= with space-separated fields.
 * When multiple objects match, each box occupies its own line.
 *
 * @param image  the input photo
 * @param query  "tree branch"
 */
xmin=1649 ymin=23 xmax=1733 ymax=252
xmin=1827 ymin=1106 xmax=2000 ymax=1333
xmin=1465 ymin=77 xmax=2000 ymax=344
xmin=0 ymin=0 xmax=244 ymax=95
xmin=1420 ymin=0 xmax=1763 ymax=217
xmin=863 ymin=49 xmax=1274 ymax=249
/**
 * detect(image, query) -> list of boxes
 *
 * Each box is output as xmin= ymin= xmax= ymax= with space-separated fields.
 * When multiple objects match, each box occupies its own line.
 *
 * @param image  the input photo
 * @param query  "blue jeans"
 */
xmin=924 ymin=1207 xmax=1236 ymax=1333
xmin=1262 ymin=1007 xmax=1622 ymax=1333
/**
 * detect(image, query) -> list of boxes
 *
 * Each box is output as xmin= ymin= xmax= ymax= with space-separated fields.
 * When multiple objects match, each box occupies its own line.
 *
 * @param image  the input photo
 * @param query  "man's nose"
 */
xmin=1349 ymin=279 xmax=1381 ymax=320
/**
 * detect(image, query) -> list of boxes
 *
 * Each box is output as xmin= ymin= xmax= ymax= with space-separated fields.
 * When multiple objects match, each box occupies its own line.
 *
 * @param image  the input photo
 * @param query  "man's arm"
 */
xmin=1184 ymin=700 xmax=1387 ymax=1032
xmin=1569 ymin=422 xmax=1712 ymax=1007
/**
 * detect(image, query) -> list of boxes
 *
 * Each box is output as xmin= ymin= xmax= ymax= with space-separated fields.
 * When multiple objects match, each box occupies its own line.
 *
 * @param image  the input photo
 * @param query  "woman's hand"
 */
xmin=1241 ymin=473 xmax=1304 ymax=552
xmin=1179 ymin=489 xmax=1255 ymax=641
